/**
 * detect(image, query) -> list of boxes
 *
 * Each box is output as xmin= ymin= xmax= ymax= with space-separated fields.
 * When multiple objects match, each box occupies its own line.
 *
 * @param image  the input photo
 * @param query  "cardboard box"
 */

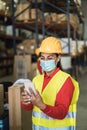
xmin=56 ymin=13 xmax=79 ymax=29
xmin=51 ymin=13 xmax=57 ymax=22
xmin=30 ymin=8 xmax=42 ymax=20
xmin=15 ymin=3 xmax=30 ymax=21
xmin=15 ymin=3 xmax=41 ymax=21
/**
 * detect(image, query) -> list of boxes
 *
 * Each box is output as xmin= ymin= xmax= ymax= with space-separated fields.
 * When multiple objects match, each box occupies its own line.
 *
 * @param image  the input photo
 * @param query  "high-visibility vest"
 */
xmin=32 ymin=70 xmax=79 ymax=130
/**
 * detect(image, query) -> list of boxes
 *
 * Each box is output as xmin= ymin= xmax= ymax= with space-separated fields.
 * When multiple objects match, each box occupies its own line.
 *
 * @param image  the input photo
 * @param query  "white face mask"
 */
xmin=40 ymin=60 xmax=56 ymax=72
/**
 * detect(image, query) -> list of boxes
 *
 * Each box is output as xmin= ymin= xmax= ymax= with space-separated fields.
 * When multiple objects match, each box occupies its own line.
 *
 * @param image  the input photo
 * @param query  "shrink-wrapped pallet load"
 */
xmin=14 ymin=55 xmax=32 ymax=80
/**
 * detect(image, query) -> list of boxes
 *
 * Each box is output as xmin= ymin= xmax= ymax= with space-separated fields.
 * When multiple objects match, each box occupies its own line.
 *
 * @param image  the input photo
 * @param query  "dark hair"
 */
xmin=55 ymin=54 xmax=63 ymax=70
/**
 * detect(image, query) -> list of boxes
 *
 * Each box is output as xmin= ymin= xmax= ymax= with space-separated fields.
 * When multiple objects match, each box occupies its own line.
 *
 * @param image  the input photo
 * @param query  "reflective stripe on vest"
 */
xmin=32 ymin=70 xmax=79 ymax=129
xmin=32 ymin=106 xmax=76 ymax=128
xmin=32 ymin=124 xmax=75 ymax=130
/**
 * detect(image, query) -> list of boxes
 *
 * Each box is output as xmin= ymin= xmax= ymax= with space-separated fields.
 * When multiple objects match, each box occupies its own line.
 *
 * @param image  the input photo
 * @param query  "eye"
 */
xmin=47 ymin=57 xmax=53 ymax=60
xmin=47 ymin=55 xmax=55 ymax=60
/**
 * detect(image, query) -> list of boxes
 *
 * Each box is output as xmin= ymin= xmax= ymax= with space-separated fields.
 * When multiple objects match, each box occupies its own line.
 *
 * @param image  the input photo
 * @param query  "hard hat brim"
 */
xmin=35 ymin=48 xmax=40 ymax=55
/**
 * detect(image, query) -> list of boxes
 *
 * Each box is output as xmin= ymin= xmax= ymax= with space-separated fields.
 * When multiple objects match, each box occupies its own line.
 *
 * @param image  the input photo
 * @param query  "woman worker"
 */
xmin=21 ymin=36 xmax=79 ymax=130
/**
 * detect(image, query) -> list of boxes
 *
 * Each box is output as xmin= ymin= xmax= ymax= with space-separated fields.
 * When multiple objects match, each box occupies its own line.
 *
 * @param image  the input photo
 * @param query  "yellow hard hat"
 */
xmin=35 ymin=48 xmax=40 ymax=56
xmin=36 ymin=36 xmax=62 ymax=55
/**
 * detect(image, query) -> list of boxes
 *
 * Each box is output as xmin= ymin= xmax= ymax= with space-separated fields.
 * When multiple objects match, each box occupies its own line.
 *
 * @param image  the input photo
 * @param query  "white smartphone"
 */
xmin=24 ymin=81 xmax=37 ymax=95
xmin=13 ymin=79 xmax=37 ymax=95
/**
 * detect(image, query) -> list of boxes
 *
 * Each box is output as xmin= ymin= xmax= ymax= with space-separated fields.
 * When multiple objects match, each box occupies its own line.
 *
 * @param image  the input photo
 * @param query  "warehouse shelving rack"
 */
xmin=0 ymin=0 xmax=85 ymax=53
xmin=0 ymin=0 xmax=85 ymax=79
xmin=10 ymin=0 xmax=85 ymax=80
xmin=36 ymin=0 xmax=85 ymax=80
xmin=10 ymin=0 xmax=85 ymax=54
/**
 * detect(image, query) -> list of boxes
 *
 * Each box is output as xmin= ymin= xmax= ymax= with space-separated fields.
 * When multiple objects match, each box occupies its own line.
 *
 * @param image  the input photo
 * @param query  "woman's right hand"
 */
xmin=21 ymin=90 xmax=32 ymax=106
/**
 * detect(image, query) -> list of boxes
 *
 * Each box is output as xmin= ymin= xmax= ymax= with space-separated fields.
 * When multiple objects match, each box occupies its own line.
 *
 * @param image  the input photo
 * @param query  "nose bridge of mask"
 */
xmin=40 ymin=59 xmax=56 ymax=72
xmin=43 ymin=59 xmax=54 ymax=63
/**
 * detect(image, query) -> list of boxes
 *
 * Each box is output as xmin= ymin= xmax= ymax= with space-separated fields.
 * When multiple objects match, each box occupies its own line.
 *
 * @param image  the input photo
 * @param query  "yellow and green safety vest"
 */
xmin=32 ymin=70 xmax=79 ymax=130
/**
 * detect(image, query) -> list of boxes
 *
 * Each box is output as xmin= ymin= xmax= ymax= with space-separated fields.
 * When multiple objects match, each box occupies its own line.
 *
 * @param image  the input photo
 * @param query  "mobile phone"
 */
xmin=24 ymin=81 xmax=37 ymax=95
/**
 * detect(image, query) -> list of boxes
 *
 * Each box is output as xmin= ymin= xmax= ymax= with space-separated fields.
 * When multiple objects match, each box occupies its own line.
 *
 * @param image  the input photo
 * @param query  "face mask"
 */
xmin=40 ymin=60 xmax=56 ymax=72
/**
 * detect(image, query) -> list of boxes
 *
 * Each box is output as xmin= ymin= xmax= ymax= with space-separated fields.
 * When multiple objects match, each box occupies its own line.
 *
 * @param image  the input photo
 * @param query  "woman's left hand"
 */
xmin=29 ymin=88 xmax=46 ymax=110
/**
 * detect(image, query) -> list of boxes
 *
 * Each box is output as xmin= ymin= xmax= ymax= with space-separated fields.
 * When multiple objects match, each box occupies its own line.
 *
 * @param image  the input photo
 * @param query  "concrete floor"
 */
xmin=76 ymin=72 xmax=87 ymax=130
xmin=0 ymin=71 xmax=87 ymax=130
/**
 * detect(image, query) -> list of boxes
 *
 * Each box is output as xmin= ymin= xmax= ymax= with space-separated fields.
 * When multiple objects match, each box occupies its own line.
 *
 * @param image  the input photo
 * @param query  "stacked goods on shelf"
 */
xmin=6 ymin=25 xmax=19 ymax=37
xmin=0 ymin=41 xmax=6 ymax=52
xmin=16 ymin=39 xmax=38 ymax=79
xmin=15 ymin=2 xmax=42 ymax=22
xmin=14 ymin=54 xmax=37 ymax=80
xmin=0 ymin=23 xmax=6 ymax=34
xmin=30 ymin=8 xmax=42 ymax=21
xmin=15 ymin=2 xmax=30 ymax=22
xmin=59 ymin=38 xmax=72 ymax=54
xmin=51 ymin=13 xmax=57 ymax=22
xmin=17 ymin=39 xmax=36 ymax=54
xmin=0 ymin=41 xmax=6 ymax=77
xmin=77 ymin=41 xmax=84 ymax=54
xmin=71 ymin=40 xmax=84 ymax=56
xmin=0 ymin=84 xmax=4 ymax=117
xmin=14 ymin=39 xmax=38 ymax=80
xmin=51 ymin=13 xmax=80 ymax=30
xmin=0 ymin=56 xmax=14 ymax=77
xmin=74 ymin=0 xmax=81 ymax=6
xmin=0 ymin=0 xmax=12 ymax=16
xmin=8 ymin=85 xmax=32 ymax=130
xmin=77 ymin=24 xmax=83 ymax=36
xmin=0 ymin=41 xmax=14 ymax=77
xmin=71 ymin=40 xmax=78 ymax=56
xmin=47 ymin=0 xmax=81 ymax=6
xmin=60 ymin=38 xmax=84 ymax=56
xmin=14 ymin=55 xmax=32 ymax=80
xmin=0 ymin=0 xmax=6 ymax=14
xmin=59 ymin=38 xmax=72 ymax=73
xmin=44 ymin=13 xmax=52 ymax=24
